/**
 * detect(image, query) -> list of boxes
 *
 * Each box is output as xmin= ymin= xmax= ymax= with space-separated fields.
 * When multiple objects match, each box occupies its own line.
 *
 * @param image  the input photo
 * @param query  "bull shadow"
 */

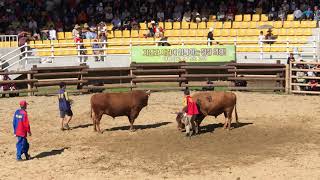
xmin=32 ymin=147 xmax=70 ymax=159
xmin=105 ymin=121 xmax=172 ymax=132
xmin=71 ymin=123 xmax=93 ymax=130
xmin=199 ymin=122 xmax=253 ymax=134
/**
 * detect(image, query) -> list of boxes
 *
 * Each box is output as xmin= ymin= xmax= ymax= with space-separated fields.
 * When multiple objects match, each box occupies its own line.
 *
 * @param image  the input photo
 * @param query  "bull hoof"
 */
xmin=130 ymin=129 xmax=136 ymax=132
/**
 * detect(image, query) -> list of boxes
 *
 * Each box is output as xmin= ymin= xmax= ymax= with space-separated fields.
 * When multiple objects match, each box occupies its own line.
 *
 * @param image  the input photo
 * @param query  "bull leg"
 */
xmin=227 ymin=117 xmax=232 ymax=130
xmin=92 ymin=112 xmax=97 ymax=132
xmin=95 ymin=114 xmax=103 ymax=134
xmin=191 ymin=116 xmax=198 ymax=135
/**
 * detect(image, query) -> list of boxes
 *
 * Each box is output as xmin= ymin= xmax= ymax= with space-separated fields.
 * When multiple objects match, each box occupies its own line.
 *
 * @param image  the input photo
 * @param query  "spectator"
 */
xmin=290 ymin=1 xmax=297 ymax=13
xmin=28 ymin=18 xmax=38 ymax=33
xmin=72 ymin=24 xmax=80 ymax=39
xmin=226 ymin=9 xmax=234 ymax=21
xmin=140 ymin=3 xmax=148 ymax=16
xmin=85 ymin=27 xmax=97 ymax=39
xmin=111 ymin=15 xmax=122 ymax=30
xmin=314 ymin=6 xmax=320 ymax=21
xmin=105 ymin=7 xmax=114 ymax=22
xmin=173 ymin=2 xmax=184 ymax=21
xmin=157 ymin=7 xmax=165 ymax=21
xmin=130 ymin=18 xmax=139 ymax=30
xmin=303 ymin=7 xmax=313 ymax=20
xmin=18 ymin=31 xmax=30 ymax=58
xmin=286 ymin=53 xmax=295 ymax=64
xmin=121 ymin=9 xmax=131 ymax=21
xmin=268 ymin=7 xmax=278 ymax=21
xmin=207 ymin=28 xmax=214 ymax=45
xmin=278 ymin=8 xmax=287 ymax=21
xmin=48 ymin=26 xmax=57 ymax=40
xmin=122 ymin=18 xmax=132 ymax=30
xmin=182 ymin=9 xmax=192 ymax=22
xmin=294 ymin=7 xmax=303 ymax=20
xmin=265 ymin=29 xmax=275 ymax=44
xmin=217 ymin=9 xmax=226 ymax=21
xmin=200 ymin=6 xmax=210 ymax=22
xmin=92 ymin=39 xmax=103 ymax=62
xmin=258 ymin=31 xmax=264 ymax=45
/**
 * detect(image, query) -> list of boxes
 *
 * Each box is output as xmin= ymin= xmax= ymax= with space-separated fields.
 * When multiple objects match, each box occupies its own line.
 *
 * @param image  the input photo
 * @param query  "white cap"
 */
xmin=209 ymin=27 xmax=213 ymax=32
xmin=151 ymin=20 xmax=155 ymax=24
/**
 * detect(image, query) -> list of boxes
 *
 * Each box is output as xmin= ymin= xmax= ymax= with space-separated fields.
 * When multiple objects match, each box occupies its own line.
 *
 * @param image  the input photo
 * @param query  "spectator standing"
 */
xmin=314 ymin=6 xmax=320 ymax=21
xmin=13 ymin=100 xmax=31 ymax=161
xmin=207 ymin=28 xmax=214 ymax=45
xmin=268 ymin=7 xmax=278 ymax=21
xmin=287 ymin=53 xmax=295 ymax=65
xmin=258 ymin=31 xmax=264 ymax=45
xmin=72 ymin=24 xmax=80 ymax=40
xmin=92 ymin=39 xmax=103 ymax=62
xmin=48 ymin=26 xmax=57 ymax=40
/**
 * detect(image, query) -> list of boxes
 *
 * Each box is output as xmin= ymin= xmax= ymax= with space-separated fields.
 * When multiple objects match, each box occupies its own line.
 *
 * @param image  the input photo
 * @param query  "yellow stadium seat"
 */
xmin=196 ymin=29 xmax=206 ymax=37
xmin=287 ymin=14 xmax=294 ymax=21
xmin=58 ymin=39 xmax=67 ymax=47
xmin=271 ymin=29 xmax=279 ymax=36
xmin=238 ymin=29 xmax=247 ymax=36
xmin=164 ymin=22 xmax=172 ymax=30
xmin=65 ymin=32 xmax=73 ymax=39
xmin=182 ymin=37 xmax=195 ymax=45
xmin=283 ymin=21 xmax=293 ymax=28
xmin=213 ymin=29 xmax=221 ymax=37
xmin=54 ymin=48 xmax=64 ymax=56
xmin=209 ymin=15 xmax=216 ymax=21
xmin=108 ymin=38 xmax=122 ymax=46
xmin=241 ymin=22 xmax=250 ymax=29
xmin=302 ymin=28 xmax=313 ymax=36
xmin=278 ymin=28 xmax=287 ymax=36
xmin=168 ymin=37 xmax=181 ymax=45
xmin=292 ymin=21 xmax=300 ymax=28
xmin=33 ymin=40 xmax=43 ymax=48
xmin=130 ymin=37 xmax=140 ymax=45
xmin=173 ymin=22 xmax=181 ymax=29
xmin=28 ymin=41 xmax=35 ymax=48
xmin=229 ymin=29 xmax=237 ymax=36
xmin=221 ymin=29 xmax=229 ymax=37
xmin=195 ymin=37 xmax=207 ymax=45
xmin=123 ymin=30 xmax=130 ymax=38
xmin=57 ymin=32 xmax=65 ymax=40
xmin=223 ymin=21 xmax=231 ymax=29
xmin=106 ymin=24 xmax=113 ymax=31
xmin=301 ymin=21 xmax=317 ymax=28
xmin=232 ymin=22 xmax=241 ymax=29
xmin=252 ymin=14 xmax=260 ymax=22
xmin=188 ymin=29 xmax=197 ymax=37
xmin=206 ymin=22 xmax=214 ymax=28
xmin=180 ymin=29 xmax=189 ymax=37
xmin=287 ymin=28 xmax=295 ymax=36
xmin=82 ymin=39 xmax=91 ymax=48
xmin=114 ymin=30 xmax=122 ymax=38
xmin=138 ymin=30 xmax=146 ymax=38
xmin=107 ymin=30 xmax=114 ymax=38
xmin=273 ymin=21 xmax=283 ymax=28
xmin=181 ymin=22 xmax=189 ymax=29
xmin=249 ymin=22 xmax=257 ymax=29
xmin=164 ymin=30 xmax=174 ymax=37
xmin=139 ymin=22 xmax=147 ymax=30
xmin=190 ymin=22 xmax=197 ymax=29
xmin=198 ymin=22 xmax=206 ymax=29
xmin=51 ymin=40 xmax=59 ymax=48
xmin=261 ymin=14 xmax=268 ymax=21
xmin=243 ymin=14 xmax=251 ymax=21
xmin=131 ymin=30 xmax=139 ymax=38
xmin=214 ymin=22 xmax=223 ymax=29
xmin=234 ymin=15 xmax=242 ymax=21
xmin=121 ymin=38 xmax=131 ymax=46
xmin=66 ymin=39 xmax=76 ymax=47
xmin=247 ymin=29 xmax=259 ymax=36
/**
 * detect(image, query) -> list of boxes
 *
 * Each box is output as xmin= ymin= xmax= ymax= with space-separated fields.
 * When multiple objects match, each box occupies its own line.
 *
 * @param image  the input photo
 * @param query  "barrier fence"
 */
xmin=0 ymin=62 xmax=290 ymax=96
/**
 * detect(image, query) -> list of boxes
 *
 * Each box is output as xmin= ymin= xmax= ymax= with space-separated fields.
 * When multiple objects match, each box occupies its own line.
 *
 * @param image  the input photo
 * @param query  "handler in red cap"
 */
xmin=13 ymin=100 xmax=32 ymax=161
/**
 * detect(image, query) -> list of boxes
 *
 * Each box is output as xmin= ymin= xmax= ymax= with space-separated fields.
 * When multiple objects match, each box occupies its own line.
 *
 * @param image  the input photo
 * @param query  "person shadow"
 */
xmin=199 ymin=122 xmax=253 ymax=134
xmin=104 ymin=121 xmax=172 ymax=132
xmin=32 ymin=147 xmax=70 ymax=159
xmin=71 ymin=123 xmax=93 ymax=130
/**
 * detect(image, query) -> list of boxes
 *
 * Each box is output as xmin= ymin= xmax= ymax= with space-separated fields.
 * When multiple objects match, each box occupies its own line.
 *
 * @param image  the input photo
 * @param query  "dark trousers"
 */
xmin=16 ymin=136 xmax=29 ymax=160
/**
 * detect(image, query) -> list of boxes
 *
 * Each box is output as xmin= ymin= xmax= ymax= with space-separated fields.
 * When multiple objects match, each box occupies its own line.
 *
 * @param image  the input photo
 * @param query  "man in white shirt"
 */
xmin=294 ymin=7 xmax=303 ymax=20
xmin=49 ymin=26 xmax=57 ymax=40
xmin=182 ymin=9 xmax=192 ymax=22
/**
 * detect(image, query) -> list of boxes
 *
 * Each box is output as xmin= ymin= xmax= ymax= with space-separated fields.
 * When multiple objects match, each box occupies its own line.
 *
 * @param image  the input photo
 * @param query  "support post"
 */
xmin=285 ymin=64 xmax=290 ymax=94
xmin=27 ymin=73 xmax=32 ymax=96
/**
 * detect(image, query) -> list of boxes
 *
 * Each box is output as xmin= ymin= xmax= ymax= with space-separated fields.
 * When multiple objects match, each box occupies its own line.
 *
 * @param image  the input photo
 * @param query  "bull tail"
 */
xmin=90 ymin=105 xmax=93 ymax=118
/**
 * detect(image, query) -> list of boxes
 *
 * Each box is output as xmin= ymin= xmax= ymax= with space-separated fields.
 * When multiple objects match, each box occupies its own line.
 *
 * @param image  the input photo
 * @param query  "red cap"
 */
xmin=19 ymin=100 xmax=28 ymax=107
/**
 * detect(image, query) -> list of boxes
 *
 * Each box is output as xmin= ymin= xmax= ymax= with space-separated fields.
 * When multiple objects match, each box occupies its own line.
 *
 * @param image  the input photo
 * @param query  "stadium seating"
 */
xmin=19 ymin=13 xmax=317 ymax=56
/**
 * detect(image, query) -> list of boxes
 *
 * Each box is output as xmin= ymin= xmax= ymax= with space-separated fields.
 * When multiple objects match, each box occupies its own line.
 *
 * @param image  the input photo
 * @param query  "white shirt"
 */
xmin=258 ymin=35 xmax=264 ymax=44
xmin=49 ymin=29 xmax=57 ymax=40
xmin=294 ymin=9 xmax=303 ymax=18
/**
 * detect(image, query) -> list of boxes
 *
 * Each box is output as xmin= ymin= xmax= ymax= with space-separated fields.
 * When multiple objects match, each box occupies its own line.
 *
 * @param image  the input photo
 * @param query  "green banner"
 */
xmin=131 ymin=45 xmax=235 ymax=63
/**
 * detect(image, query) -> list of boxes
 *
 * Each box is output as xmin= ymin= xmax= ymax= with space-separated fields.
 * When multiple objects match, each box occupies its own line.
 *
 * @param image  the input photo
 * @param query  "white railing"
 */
xmin=0 ymin=38 xmax=318 ymax=71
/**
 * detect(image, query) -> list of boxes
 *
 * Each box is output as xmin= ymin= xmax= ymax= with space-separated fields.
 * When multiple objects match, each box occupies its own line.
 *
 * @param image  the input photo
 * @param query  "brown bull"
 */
xmin=90 ymin=90 xmax=151 ymax=133
xmin=176 ymin=91 xmax=239 ymax=134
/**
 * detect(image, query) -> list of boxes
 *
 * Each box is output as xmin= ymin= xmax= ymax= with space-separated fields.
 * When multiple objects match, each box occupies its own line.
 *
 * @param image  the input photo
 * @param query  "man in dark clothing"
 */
xmin=58 ymin=82 xmax=73 ymax=130
xmin=207 ymin=28 xmax=214 ymax=45
xmin=18 ymin=31 xmax=30 ymax=59
xmin=287 ymin=53 xmax=295 ymax=65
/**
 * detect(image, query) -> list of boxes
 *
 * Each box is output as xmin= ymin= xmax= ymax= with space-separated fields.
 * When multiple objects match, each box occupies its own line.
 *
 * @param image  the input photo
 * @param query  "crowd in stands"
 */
xmin=1 ymin=0 xmax=320 ymax=39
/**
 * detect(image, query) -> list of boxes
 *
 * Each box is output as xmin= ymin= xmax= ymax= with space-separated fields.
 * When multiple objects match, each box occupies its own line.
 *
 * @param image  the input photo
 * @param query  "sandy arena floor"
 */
xmin=0 ymin=91 xmax=320 ymax=180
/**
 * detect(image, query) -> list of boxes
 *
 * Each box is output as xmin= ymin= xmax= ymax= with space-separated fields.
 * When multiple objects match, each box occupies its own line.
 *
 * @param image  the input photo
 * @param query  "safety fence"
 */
xmin=0 ymin=62 xmax=288 ymax=96
xmin=289 ymin=61 xmax=320 ymax=95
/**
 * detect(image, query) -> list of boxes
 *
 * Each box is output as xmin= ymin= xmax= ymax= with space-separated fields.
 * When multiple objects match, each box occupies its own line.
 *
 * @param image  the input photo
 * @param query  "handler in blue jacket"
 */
xmin=58 ymin=82 xmax=73 ymax=130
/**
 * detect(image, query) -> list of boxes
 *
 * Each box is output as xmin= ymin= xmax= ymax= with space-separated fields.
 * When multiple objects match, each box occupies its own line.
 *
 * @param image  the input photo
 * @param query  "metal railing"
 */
xmin=0 ymin=38 xmax=319 ymax=71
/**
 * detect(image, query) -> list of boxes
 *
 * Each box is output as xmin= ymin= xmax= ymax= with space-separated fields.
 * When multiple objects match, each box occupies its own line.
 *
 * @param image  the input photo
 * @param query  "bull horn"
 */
xmin=146 ymin=90 xmax=151 ymax=94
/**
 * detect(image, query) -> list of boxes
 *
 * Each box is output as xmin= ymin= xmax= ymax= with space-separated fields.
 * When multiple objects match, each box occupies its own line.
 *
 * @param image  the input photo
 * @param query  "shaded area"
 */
xmin=199 ymin=122 xmax=253 ymax=134
xmin=32 ymin=147 xmax=70 ymax=159
xmin=71 ymin=123 xmax=93 ymax=130
xmin=105 ymin=122 xmax=171 ymax=131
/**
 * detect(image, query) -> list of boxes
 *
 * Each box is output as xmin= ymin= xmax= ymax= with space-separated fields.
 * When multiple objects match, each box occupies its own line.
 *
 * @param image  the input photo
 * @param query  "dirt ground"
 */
xmin=0 ymin=91 xmax=320 ymax=180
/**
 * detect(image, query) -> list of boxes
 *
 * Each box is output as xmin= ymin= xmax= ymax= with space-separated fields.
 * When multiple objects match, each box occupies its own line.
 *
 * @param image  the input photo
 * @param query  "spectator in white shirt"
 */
xmin=294 ymin=7 xmax=303 ymax=20
xmin=258 ymin=31 xmax=264 ymax=45
xmin=182 ymin=9 xmax=192 ymax=22
xmin=48 ymin=26 xmax=57 ymax=40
